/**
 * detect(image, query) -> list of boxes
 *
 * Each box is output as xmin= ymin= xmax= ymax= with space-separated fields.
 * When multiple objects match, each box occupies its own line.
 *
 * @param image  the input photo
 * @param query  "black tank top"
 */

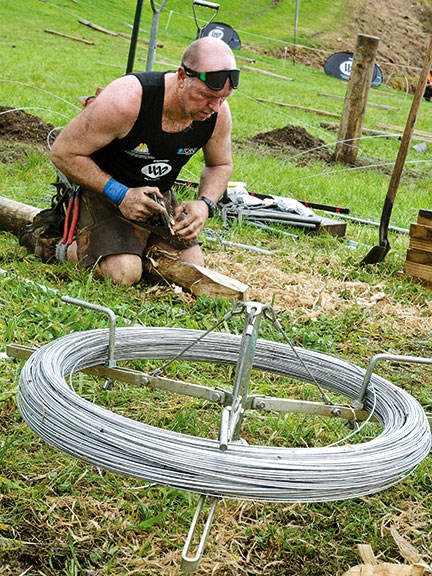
xmin=91 ymin=71 xmax=217 ymax=191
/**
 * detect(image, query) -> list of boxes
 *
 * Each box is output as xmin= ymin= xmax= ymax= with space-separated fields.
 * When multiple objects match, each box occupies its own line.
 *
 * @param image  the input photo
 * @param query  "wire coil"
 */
xmin=18 ymin=327 xmax=431 ymax=502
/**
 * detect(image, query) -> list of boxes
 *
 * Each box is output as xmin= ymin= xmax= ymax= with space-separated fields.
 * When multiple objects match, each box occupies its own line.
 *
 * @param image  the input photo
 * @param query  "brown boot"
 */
xmin=18 ymin=207 xmax=64 ymax=263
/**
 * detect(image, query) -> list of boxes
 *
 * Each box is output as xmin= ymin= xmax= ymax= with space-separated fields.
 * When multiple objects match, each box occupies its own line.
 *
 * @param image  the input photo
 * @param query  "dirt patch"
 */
xmin=0 ymin=106 xmax=55 ymax=145
xmin=248 ymin=124 xmax=333 ymax=162
xmin=254 ymin=0 xmax=432 ymax=92
xmin=0 ymin=106 xmax=54 ymax=163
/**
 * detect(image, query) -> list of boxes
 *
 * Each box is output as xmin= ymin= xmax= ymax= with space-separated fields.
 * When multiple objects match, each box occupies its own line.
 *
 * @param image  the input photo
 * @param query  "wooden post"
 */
xmin=334 ymin=34 xmax=380 ymax=164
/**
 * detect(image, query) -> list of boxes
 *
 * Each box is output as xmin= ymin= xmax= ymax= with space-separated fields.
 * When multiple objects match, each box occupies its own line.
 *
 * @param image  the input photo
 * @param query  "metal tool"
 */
xmin=361 ymin=34 xmax=432 ymax=264
xmin=152 ymin=193 xmax=176 ymax=234
xmin=192 ymin=0 xmax=220 ymax=39
xmin=202 ymin=228 xmax=272 ymax=254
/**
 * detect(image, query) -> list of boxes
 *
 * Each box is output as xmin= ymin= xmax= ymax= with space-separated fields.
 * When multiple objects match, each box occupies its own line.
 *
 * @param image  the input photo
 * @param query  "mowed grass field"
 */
xmin=0 ymin=1 xmax=431 ymax=575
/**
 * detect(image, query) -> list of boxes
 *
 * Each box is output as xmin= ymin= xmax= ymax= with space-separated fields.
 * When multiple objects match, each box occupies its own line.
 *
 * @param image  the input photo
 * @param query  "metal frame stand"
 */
xmin=7 ymin=297 xmax=432 ymax=573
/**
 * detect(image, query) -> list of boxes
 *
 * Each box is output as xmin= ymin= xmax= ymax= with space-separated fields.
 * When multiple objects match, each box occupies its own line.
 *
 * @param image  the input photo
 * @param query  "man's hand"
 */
xmin=173 ymin=200 xmax=209 ymax=241
xmin=119 ymin=187 xmax=166 ymax=221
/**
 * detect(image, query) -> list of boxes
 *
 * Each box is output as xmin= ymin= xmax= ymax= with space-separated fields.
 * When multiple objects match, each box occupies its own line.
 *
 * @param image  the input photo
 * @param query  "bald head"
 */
xmin=181 ymin=37 xmax=236 ymax=72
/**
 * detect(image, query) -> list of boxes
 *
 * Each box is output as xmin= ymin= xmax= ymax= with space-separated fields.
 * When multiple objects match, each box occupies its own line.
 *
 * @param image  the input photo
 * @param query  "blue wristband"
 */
xmin=103 ymin=178 xmax=128 ymax=205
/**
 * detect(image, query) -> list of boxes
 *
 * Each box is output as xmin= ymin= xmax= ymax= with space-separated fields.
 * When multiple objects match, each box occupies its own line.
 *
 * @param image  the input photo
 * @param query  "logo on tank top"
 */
xmin=126 ymin=142 xmax=153 ymax=158
xmin=177 ymin=147 xmax=198 ymax=156
xmin=141 ymin=162 xmax=172 ymax=179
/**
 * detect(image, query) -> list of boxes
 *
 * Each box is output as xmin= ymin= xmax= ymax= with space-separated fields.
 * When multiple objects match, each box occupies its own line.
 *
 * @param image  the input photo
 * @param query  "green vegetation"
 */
xmin=1 ymin=1 xmax=431 ymax=575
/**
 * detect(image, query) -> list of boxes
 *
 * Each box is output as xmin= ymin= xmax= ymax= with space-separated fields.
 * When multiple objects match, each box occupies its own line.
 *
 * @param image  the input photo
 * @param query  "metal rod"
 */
xmin=229 ymin=302 xmax=264 ymax=442
xmin=181 ymin=495 xmax=220 ymax=573
xmin=60 ymin=296 xmax=117 ymax=368
xmin=355 ymin=352 xmax=432 ymax=408
xmin=126 ymin=0 xmax=145 ymax=74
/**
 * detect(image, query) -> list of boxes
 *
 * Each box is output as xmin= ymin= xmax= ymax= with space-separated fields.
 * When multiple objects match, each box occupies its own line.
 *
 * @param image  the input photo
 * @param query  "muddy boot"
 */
xmin=18 ymin=207 xmax=64 ymax=263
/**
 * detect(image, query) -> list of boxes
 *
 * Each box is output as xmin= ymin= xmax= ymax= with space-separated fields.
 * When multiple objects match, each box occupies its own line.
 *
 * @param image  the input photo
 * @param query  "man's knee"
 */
xmin=97 ymin=254 xmax=143 ymax=285
xmin=179 ymin=244 xmax=204 ymax=266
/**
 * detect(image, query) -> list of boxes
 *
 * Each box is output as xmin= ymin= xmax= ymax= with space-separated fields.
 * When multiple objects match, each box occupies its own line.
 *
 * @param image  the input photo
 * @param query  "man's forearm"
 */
xmin=198 ymin=164 xmax=233 ymax=203
xmin=50 ymin=148 xmax=111 ymax=194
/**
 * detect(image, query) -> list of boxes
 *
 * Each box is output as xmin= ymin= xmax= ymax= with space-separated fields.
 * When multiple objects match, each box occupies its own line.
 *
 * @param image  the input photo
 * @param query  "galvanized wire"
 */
xmin=18 ymin=327 xmax=431 ymax=502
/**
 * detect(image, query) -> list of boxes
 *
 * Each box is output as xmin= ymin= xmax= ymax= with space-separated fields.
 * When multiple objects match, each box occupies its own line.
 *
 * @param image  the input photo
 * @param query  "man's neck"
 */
xmin=162 ymin=73 xmax=192 ymax=133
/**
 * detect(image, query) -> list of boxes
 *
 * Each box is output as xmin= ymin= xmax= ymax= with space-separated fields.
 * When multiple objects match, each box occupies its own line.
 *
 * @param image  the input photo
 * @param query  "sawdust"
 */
xmin=205 ymin=249 xmax=432 ymax=342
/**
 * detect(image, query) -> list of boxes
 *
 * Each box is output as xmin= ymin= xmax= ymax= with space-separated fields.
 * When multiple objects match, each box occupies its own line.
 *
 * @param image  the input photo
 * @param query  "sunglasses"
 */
xmin=182 ymin=64 xmax=240 ymax=91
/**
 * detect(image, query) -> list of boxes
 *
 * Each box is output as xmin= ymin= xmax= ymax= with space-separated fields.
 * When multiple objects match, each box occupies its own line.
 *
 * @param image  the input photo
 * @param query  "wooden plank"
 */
xmin=316 ymin=217 xmax=346 ymax=237
xmin=409 ymin=237 xmax=432 ymax=252
xmin=236 ymin=55 xmax=256 ymax=63
xmin=44 ymin=29 xmax=94 ymax=45
xmin=143 ymin=248 xmax=249 ymax=301
xmin=320 ymin=121 xmax=431 ymax=142
xmin=319 ymin=92 xmax=397 ymax=110
xmin=241 ymin=65 xmax=293 ymax=81
xmin=0 ymin=196 xmax=40 ymax=235
xmin=417 ymin=209 xmax=432 ymax=225
xmin=320 ymin=121 xmax=397 ymax=138
xmin=406 ymin=248 xmax=432 ymax=265
xmin=78 ymin=17 xmax=118 ymax=36
xmin=118 ymin=32 xmax=160 ymax=47
xmin=404 ymin=260 xmax=432 ymax=283
xmin=257 ymin=98 xmax=340 ymax=118
xmin=409 ymin=222 xmax=432 ymax=241
xmin=376 ymin=122 xmax=432 ymax=141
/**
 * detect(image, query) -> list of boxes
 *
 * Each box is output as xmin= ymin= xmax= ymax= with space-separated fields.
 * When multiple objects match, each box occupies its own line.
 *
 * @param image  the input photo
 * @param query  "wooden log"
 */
xmin=334 ymin=34 xmax=380 ymax=164
xmin=241 ymin=65 xmax=293 ymax=81
xmin=44 ymin=29 xmax=94 ymax=45
xmin=0 ymin=196 xmax=250 ymax=299
xmin=0 ymin=196 xmax=40 ymax=235
xmin=78 ymin=18 xmax=118 ymax=36
xmin=376 ymin=122 xmax=432 ymax=141
xmin=318 ymin=92 xmax=397 ymax=110
xmin=256 ymin=98 xmax=339 ymax=118
xmin=143 ymin=248 xmax=249 ymax=301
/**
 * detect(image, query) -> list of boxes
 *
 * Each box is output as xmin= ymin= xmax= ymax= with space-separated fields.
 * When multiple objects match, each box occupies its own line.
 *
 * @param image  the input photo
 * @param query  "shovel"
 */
xmin=361 ymin=35 xmax=432 ymax=264
xmin=193 ymin=0 xmax=220 ymax=38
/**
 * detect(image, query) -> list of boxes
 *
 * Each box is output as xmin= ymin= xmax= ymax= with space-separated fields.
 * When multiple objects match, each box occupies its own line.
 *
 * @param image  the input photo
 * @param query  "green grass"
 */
xmin=1 ymin=1 xmax=432 ymax=575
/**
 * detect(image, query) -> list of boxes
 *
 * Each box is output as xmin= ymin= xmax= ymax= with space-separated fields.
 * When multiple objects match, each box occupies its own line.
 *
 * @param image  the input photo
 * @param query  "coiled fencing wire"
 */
xmin=18 ymin=327 xmax=431 ymax=503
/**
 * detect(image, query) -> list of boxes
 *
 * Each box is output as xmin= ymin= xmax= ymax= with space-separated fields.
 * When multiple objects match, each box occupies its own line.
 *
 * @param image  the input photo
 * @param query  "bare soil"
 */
xmin=248 ymin=125 xmax=333 ymax=162
xmin=0 ymin=105 xmax=55 ymax=163
xmin=266 ymin=0 xmax=432 ymax=92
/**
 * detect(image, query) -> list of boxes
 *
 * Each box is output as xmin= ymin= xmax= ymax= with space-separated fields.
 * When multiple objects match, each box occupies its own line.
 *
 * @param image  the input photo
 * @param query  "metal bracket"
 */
xmin=354 ymin=352 xmax=432 ymax=409
xmin=181 ymin=495 xmax=220 ymax=573
xmin=61 ymin=296 xmax=117 ymax=368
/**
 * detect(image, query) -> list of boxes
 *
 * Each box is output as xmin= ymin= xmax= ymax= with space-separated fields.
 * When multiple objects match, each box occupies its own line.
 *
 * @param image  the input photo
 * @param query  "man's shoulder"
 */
xmin=132 ymin=71 xmax=167 ymax=88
